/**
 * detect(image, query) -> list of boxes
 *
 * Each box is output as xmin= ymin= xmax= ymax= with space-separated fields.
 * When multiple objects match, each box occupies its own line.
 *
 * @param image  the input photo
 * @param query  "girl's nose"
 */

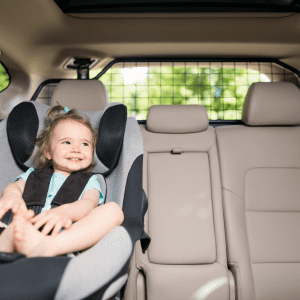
xmin=71 ymin=144 xmax=80 ymax=152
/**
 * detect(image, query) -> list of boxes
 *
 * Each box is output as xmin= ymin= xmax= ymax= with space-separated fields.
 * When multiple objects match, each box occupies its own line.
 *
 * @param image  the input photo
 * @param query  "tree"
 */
xmin=0 ymin=64 xmax=9 ymax=93
xmin=100 ymin=64 xmax=266 ymax=120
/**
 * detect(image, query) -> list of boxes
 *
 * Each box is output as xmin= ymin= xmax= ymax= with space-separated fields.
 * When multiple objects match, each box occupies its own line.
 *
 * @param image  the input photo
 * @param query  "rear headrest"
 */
xmin=50 ymin=80 xmax=109 ymax=111
xmin=7 ymin=101 xmax=127 ymax=176
xmin=147 ymin=105 xmax=209 ymax=133
xmin=242 ymin=82 xmax=300 ymax=126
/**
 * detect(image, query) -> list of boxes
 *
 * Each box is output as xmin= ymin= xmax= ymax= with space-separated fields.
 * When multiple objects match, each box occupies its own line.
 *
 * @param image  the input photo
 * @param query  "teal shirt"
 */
xmin=16 ymin=167 xmax=104 ymax=213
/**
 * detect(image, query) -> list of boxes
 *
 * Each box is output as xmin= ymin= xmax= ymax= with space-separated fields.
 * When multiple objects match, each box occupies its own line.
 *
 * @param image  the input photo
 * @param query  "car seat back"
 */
xmin=216 ymin=82 xmax=300 ymax=300
xmin=50 ymin=79 xmax=109 ymax=111
xmin=125 ymin=105 xmax=234 ymax=300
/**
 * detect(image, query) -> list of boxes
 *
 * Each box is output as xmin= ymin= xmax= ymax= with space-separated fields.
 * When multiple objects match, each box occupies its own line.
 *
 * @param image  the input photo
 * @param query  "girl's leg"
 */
xmin=14 ymin=202 xmax=124 ymax=257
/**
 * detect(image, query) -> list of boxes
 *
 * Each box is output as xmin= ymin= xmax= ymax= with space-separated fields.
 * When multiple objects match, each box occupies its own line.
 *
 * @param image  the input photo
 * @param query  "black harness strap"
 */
xmin=23 ymin=169 xmax=94 ymax=210
xmin=51 ymin=172 xmax=94 ymax=207
xmin=23 ymin=169 xmax=54 ymax=207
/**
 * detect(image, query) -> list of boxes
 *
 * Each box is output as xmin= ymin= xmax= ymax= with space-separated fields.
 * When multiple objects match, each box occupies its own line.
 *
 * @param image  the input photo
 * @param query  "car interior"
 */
xmin=1 ymin=0 xmax=300 ymax=299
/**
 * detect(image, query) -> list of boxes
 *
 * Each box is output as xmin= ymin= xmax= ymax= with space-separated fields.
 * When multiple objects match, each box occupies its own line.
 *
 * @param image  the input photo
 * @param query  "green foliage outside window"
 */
xmin=0 ymin=63 xmax=9 ymax=93
xmin=100 ymin=64 xmax=271 ymax=120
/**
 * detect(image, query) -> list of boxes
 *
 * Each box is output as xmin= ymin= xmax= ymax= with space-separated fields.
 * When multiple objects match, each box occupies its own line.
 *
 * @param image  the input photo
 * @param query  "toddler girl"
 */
xmin=0 ymin=105 xmax=124 ymax=257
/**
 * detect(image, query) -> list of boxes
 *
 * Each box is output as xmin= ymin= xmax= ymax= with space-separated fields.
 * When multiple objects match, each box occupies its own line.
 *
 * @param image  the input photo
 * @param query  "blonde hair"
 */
xmin=35 ymin=105 xmax=97 ymax=172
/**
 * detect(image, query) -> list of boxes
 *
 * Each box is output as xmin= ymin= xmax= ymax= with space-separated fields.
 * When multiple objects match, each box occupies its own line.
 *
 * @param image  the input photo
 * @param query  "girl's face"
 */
xmin=44 ymin=119 xmax=94 ymax=177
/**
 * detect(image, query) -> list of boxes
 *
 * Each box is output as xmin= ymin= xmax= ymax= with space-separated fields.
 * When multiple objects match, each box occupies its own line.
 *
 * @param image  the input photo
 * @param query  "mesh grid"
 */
xmin=36 ymin=61 xmax=300 ymax=120
xmin=35 ymin=84 xmax=58 ymax=105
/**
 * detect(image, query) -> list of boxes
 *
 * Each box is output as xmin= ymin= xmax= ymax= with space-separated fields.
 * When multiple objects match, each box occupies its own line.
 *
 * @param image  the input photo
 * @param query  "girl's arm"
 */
xmin=0 ymin=179 xmax=27 ymax=220
xmin=61 ymin=189 xmax=100 ymax=222
xmin=31 ymin=189 xmax=100 ymax=236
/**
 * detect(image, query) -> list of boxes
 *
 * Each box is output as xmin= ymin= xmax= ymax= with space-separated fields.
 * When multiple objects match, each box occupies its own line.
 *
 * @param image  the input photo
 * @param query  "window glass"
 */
xmin=99 ymin=61 xmax=300 ymax=120
xmin=0 ymin=63 xmax=9 ymax=93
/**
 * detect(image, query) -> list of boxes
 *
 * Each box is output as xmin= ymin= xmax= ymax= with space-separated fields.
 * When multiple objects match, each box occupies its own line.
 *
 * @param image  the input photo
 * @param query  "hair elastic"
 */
xmin=64 ymin=107 xmax=70 ymax=113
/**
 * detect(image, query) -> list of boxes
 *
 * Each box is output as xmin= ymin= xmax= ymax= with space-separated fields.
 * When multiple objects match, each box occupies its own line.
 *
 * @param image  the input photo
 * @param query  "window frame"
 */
xmin=31 ymin=57 xmax=300 ymax=126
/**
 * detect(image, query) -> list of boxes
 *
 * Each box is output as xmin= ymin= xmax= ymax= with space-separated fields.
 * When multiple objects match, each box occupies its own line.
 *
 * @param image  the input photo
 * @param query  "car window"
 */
xmin=33 ymin=60 xmax=300 ymax=121
xmin=0 ymin=62 xmax=10 ymax=93
xmin=99 ymin=61 xmax=300 ymax=120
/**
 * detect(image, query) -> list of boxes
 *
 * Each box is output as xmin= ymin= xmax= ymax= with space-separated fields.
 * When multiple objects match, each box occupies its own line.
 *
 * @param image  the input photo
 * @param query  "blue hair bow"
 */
xmin=64 ymin=107 xmax=70 ymax=113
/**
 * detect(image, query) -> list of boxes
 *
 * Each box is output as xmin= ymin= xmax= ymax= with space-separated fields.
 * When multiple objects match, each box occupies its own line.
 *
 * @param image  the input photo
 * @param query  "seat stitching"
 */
xmin=223 ymin=187 xmax=244 ymax=199
xmin=133 ymin=268 xmax=139 ymax=300
xmin=229 ymin=262 xmax=242 ymax=300
xmin=215 ymin=260 xmax=229 ymax=269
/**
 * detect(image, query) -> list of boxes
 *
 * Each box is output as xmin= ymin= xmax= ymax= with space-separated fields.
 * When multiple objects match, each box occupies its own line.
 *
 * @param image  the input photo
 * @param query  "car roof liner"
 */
xmin=54 ymin=0 xmax=300 ymax=13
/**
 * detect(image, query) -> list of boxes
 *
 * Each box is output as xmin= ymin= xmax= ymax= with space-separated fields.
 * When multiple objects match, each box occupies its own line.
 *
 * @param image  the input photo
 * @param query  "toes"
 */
xmin=14 ymin=232 xmax=22 ymax=242
xmin=13 ymin=216 xmax=25 ymax=241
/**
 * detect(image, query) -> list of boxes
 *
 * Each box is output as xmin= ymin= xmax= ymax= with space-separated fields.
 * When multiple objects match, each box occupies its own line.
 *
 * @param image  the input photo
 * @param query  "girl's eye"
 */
xmin=63 ymin=141 xmax=70 ymax=145
xmin=82 ymin=143 xmax=89 ymax=146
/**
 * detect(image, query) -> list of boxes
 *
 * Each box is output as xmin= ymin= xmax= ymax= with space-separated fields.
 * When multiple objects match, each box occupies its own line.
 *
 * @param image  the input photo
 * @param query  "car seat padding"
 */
xmin=0 ymin=255 xmax=70 ymax=300
xmin=96 ymin=104 xmax=127 ymax=175
xmin=7 ymin=102 xmax=39 ymax=172
xmin=122 ymin=154 xmax=150 ymax=254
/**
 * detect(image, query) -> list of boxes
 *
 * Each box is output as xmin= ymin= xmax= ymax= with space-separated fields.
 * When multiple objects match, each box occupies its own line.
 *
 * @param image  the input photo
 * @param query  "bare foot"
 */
xmin=0 ymin=209 xmax=35 ymax=253
xmin=0 ymin=223 xmax=14 ymax=252
xmin=13 ymin=213 xmax=53 ymax=257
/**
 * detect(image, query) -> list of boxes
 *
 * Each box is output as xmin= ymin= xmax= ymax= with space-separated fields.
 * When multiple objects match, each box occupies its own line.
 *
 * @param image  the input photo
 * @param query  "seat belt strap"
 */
xmin=23 ymin=169 xmax=94 ymax=209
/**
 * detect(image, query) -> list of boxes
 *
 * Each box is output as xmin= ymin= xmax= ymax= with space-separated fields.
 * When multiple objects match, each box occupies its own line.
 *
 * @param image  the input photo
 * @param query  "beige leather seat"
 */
xmin=50 ymin=79 xmax=109 ymax=111
xmin=125 ymin=105 xmax=235 ymax=300
xmin=216 ymin=82 xmax=300 ymax=300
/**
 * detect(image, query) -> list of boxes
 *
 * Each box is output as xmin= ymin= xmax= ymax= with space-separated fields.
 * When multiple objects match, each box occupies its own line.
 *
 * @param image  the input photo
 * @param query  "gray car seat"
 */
xmin=0 ymin=81 xmax=150 ymax=299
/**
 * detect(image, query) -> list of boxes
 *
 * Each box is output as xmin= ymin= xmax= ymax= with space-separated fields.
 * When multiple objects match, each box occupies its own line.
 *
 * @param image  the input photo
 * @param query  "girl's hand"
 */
xmin=31 ymin=205 xmax=72 ymax=236
xmin=0 ymin=195 xmax=27 ymax=220
xmin=0 ymin=180 xmax=27 ymax=220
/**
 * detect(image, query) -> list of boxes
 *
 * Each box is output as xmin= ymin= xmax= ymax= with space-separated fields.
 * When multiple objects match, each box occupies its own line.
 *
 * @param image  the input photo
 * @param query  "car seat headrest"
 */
xmin=50 ymin=80 xmax=109 ymax=111
xmin=7 ymin=102 xmax=39 ymax=170
xmin=242 ymin=82 xmax=300 ymax=126
xmin=146 ymin=105 xmax=209 ymax=133
xmin=7 ymin=102 xmax=127 ymax=176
